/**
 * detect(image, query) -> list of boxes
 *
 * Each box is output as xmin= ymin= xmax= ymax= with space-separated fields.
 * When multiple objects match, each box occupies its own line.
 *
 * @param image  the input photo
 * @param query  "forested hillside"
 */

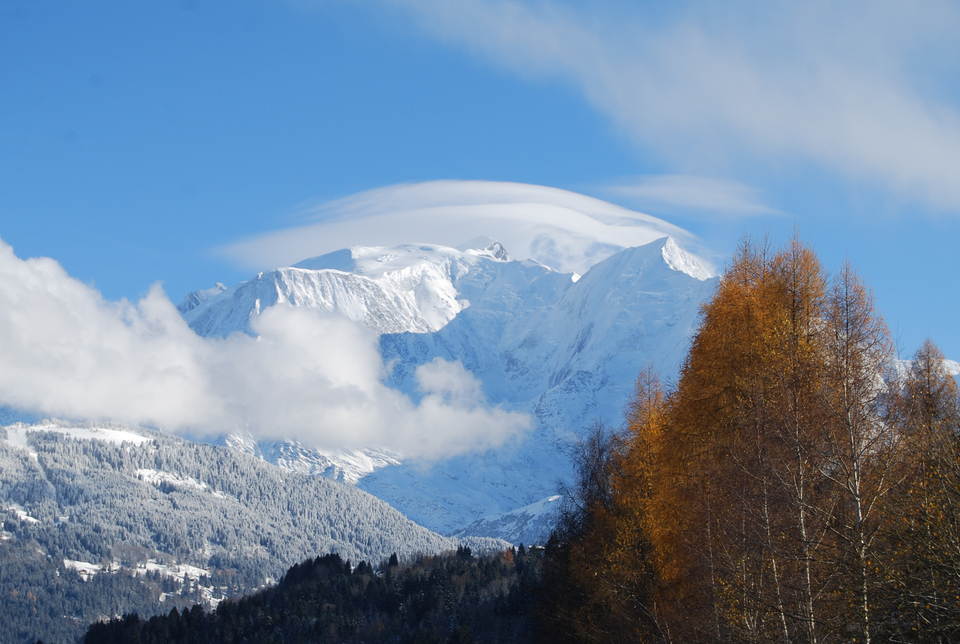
xmin=84 ymin=547 xmax=542 ymax=644
xmin=0 ymin=423 xmax=505 ymax=644
xmin=537 ymin=236 xmax=960 ymax=643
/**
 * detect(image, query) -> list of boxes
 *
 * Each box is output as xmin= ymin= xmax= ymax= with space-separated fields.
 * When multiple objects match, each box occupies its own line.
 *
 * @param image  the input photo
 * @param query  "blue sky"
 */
xmin=2 ymin=0 xmax=959 ymax=360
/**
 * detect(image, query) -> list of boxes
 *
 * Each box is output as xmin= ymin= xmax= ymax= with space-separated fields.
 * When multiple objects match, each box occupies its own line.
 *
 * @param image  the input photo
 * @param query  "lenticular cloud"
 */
xmin=0 ymin=239 xmax=529 ymax=459
xmin=219 ymin=180 xmax=700 ymax=277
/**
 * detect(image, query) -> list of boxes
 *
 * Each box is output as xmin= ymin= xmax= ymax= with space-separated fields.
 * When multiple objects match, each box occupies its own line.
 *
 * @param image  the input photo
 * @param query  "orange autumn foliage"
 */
xmin=539 ymin=234 xmax=960 ymax=644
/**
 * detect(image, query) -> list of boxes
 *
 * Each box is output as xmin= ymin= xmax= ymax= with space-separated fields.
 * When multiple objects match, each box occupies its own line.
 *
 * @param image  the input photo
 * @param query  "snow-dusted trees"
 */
xmin=1 ymin=423 xmax=489 ymax=644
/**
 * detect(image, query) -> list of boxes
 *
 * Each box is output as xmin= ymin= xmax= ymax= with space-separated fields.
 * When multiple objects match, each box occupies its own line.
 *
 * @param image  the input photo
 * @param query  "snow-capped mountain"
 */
xmin=180 ymin=237 xmax=718 ymax=537
xmin=180 ymin=239 xmax=515 ymax=337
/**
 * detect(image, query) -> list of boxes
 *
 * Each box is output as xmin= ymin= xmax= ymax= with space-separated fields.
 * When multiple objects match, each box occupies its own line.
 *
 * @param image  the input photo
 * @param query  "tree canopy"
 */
xmin=540 ymin=234 xmax=960 ymax=644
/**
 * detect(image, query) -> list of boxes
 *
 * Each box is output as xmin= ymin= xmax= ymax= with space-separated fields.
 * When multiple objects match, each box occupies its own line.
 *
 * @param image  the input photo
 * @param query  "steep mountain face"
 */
xmin=181 ymin=242 xmax=515 ymax=337
xmin=181 ymin=237 xmax=718 ymax=537
xmin=176 ymin=281 xmax=226 ymax=315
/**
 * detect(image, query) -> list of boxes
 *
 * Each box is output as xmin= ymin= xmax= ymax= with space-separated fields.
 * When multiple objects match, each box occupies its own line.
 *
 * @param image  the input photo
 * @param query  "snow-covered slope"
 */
xmin=452 ymin=495 xmax=563 ymax=546
xmin=182 ymin=237 xmax=718 ymax=538
xmin=177 ymin=281 xmax=227 ymax=314
xmin=0 ymin=421 xmax=503 ymax=567
xmin=220 ymin=433 xmax=401 ymax=485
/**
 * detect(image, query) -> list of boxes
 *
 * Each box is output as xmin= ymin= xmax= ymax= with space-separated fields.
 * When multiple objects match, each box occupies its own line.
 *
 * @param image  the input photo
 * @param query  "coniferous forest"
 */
xmin=83 ymin=547 xmax=543 ymax=644
xmin=22 ymin=235 xmax=960 ymax=643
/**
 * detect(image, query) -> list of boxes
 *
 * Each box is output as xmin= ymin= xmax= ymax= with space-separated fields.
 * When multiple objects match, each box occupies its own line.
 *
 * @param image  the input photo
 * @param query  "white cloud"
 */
xmin=370 ymin=0 xmax=960 ymax=212
xmin=0 ymin=244 xmax=219 ymax=428
xmin=219 ymin=180 xmax=702 ymax=276
xmin=0 ymin=239 xmax=528 ymax=460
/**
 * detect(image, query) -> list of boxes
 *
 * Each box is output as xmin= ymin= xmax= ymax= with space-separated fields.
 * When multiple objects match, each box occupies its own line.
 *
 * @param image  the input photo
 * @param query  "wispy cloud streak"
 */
xmin=373 ymin=0 xmax=960 ymax=211
xmin=607 ymin=175 xmax=780 ymax=218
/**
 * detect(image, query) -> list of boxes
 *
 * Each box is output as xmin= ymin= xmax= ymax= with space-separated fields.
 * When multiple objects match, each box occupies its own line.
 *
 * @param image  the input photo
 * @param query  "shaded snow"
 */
xmin=453 ymin=495 xmax=563 ymax=546
xmin=177 ymin=282 xmax=227 ymax=315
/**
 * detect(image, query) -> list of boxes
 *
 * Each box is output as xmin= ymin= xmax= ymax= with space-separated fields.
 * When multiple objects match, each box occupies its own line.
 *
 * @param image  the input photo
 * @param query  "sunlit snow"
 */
xmin=189 ymin=237 xmax=720 ymax=535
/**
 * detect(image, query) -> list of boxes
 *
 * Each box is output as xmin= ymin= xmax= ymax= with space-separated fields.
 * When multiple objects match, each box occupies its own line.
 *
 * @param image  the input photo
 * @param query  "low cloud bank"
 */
xmin=0 ymin=239 xmax=529 ymax=459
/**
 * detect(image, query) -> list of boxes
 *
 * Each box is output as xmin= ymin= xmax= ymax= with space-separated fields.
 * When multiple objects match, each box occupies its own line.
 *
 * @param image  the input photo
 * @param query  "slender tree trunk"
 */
xmin=849 ymin=422 xmax=871 ymax=644
xmin=762 ymin=481 xmax=791 ymax=643
xmin=794 ymin=444 xmax=818 ymax=644
xmin=705 ymin=491 xmax=722 ymax=643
